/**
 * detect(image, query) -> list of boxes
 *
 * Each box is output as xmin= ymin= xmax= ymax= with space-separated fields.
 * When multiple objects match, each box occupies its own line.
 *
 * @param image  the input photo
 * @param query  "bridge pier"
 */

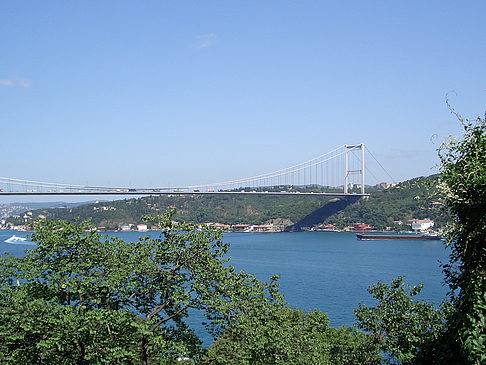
xmin=344 ymin=143 xmax=365 ymax=195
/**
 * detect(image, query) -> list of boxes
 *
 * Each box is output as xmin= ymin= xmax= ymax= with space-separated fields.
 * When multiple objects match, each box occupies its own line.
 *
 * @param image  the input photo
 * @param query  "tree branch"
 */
xmin=147 ymin=301 xmax=169 ymax=321
xmin=150 ymin=304 xmax=190 ymax=332
xmin=148 ymin=288 xmax=193 ymax=320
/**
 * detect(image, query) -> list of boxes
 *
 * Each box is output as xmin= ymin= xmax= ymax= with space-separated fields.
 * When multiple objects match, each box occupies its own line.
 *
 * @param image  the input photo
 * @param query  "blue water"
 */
xmin=224 ymin=232 xmax=449 ymax=326
xmin=0 ymin=229 xmax=450 ymax=344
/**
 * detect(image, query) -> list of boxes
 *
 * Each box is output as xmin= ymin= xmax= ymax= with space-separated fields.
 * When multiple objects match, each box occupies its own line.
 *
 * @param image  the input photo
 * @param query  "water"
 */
xmin=224 ymin=232 xmax=450 ymax=326
xmin=0 ymin=230 xmax=35 ymax=255
xmin=0 ymin=229 xmax=450 ymax=344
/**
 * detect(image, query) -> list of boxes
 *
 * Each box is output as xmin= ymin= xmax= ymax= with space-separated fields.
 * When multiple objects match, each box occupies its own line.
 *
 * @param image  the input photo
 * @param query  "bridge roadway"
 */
xmin=0 ymin=191 xmax=369 ymax=197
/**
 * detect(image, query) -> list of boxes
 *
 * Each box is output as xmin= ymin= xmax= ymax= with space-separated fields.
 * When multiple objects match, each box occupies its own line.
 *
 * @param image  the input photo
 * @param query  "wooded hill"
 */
xmin=9 ymin=175 xmax=445 ymax=231
xmin=15 ymin=194 xmax=336 ymax=230
xmin=322 ymin=174 xmax=446 ymax=230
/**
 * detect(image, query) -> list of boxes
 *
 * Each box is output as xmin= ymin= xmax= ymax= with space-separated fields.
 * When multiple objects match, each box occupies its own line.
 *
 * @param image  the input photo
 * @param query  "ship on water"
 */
xmin=356 ymin=233 xmax=442 ymax=241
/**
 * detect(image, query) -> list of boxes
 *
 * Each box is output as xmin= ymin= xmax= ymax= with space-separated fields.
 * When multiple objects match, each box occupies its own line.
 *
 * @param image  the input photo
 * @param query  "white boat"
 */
xmin=4 ymin=235 xmax=27 ymax=243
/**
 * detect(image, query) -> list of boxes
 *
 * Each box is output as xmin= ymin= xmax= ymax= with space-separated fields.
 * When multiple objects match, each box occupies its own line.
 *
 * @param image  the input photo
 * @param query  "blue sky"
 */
xmin=1 ymin=1 xmax=485 ymax=202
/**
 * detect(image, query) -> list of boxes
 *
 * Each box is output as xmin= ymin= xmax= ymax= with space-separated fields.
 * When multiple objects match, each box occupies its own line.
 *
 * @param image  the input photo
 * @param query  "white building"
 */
xmin=409 ymin=219 xmax=434 ymax=232
xmin=137 ymin=224 xmax=148 ymax=231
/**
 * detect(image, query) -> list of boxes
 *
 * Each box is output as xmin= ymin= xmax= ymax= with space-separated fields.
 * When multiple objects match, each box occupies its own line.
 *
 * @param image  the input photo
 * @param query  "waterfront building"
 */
xmin=409 ymin=219 xmax=434 ymax=231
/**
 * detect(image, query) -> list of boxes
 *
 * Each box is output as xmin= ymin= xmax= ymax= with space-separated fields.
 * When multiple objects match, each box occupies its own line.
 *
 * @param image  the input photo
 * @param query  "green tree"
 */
xmin=355 ymin=108 xmax=486 ymax=364
xmin=436 ymin=109 xmax=486 ymax=364
xmin=0 ymin=208 xmax=384 ymax=364
xmin=0 ymin=210 xmax=277 ymax=364
xmin=354 ymin=277 xmax=451 ymax=364
xmin=203 ymin=287 xmax=381 ymax=365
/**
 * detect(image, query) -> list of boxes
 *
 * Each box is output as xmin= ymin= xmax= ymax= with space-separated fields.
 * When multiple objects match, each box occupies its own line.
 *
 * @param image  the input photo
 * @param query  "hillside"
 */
xmin=11 ymin=193 xmax=336 ymax=230
xmin=321 ymin=174 xmax=446 ymax=230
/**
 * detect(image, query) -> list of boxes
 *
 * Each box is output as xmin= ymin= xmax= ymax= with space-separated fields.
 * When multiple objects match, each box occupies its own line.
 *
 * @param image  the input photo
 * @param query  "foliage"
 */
xmin=355 ymin=108 xmax=486 ymax=364
xmin=0 ymin=209 xmax=383 ymax=364
xmin=203 ymin=288 xmax=381 ymax=365
xmin=0 ymin=210 xmax=280 ymax=364
xmin=354 ymin=277 xmax=451 ymax=364
xmin=437 ymin=110 xmax=486 ymax=364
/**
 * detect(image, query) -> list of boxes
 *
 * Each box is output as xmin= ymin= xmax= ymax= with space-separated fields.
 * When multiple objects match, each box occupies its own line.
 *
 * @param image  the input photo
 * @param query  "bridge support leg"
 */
xmin=344 ymin=143 xmax=365 ymax=194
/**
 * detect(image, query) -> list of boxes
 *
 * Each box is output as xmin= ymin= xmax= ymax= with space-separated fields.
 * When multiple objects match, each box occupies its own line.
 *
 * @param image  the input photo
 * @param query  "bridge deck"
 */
xmin=0 ymin=191 xmax=369 ymax=197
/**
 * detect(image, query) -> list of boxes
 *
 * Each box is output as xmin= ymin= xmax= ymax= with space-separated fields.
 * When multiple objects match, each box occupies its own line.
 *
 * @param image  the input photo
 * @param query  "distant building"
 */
xmin=251 ymin=224 xmax=273 ymax=232
xmin=207 ymin=223 xmax=231 ymax=229
xmin=137 ymin=224 xmax=148 ymax=231
xmin=375 ymin=182 xmax=389 ymax=189
xmin=353 ymin=223 xmax=372 ymax=231
xmin=409 ymin=219 xmax=434 ymax=231
xmin=232 ymin=224 xmax=250 ymax=232
xmin=314 ymin=224 xmax=337 ymax=231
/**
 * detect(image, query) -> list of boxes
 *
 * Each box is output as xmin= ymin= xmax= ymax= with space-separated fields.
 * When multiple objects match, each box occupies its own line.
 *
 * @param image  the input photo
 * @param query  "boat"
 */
xmin=4 ymin=235 xmax=27 ymax=243
xmin=356 ymin=233 xmax=442 ymax=241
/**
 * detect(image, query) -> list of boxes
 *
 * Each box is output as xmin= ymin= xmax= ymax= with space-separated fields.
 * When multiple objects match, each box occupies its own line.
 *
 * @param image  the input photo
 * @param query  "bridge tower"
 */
xmin=344 ymin=143 xmax=365 ymax=194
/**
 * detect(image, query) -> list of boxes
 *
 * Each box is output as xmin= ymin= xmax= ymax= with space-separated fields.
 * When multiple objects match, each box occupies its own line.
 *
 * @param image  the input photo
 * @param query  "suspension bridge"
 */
xmin=0 ymin=144 xmax=393 ymax=197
